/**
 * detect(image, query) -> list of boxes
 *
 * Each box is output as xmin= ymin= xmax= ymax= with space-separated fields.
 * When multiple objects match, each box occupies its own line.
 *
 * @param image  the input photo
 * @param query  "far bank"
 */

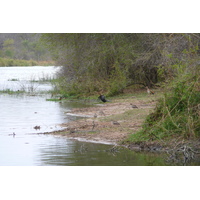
xmin=0 ymin=57 xmax=55 ymax=67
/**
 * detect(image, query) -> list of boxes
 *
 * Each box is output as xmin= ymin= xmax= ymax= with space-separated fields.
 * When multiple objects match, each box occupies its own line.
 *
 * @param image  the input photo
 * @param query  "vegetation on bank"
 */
xmin=0 ymin=33 xmax=54 ymax=67
xmin=41 ymin=33 xmax=200 ymax=145
xmin=128 ymin=74 xmax=200 ymax=143
xmin=0 ymin=57 xmax=55 ymax=67
xmin=42 ymin=33 xmax=200 ymax=95
xmin=0 ymin=89 xmax=25 ymax=94
xmin=2 ymin=33 xmax=199 ymax=148
xmin=0 ymin=33 xmax=52 ymax=61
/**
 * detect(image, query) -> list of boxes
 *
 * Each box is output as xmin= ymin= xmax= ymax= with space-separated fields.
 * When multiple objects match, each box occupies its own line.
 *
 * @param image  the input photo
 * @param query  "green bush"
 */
xmin=130 ymin=73 xmax=200 ymax=142
xmin=0 ymin=58 xmax=5 ymax=66
xmin=108 ymin=62 xmax=127 ymax=96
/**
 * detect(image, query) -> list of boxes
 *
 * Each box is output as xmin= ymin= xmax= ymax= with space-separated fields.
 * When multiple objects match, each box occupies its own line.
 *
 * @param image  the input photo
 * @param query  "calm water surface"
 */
xmin=0 ymin=66 xmax=57 ymax=92
xmin=1 ymin=66 xmax=196 ymax=166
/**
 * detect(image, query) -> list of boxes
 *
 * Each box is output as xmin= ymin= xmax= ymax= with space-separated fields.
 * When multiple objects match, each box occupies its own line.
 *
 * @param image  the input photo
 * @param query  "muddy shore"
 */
xmin=41 ymin=94 xmax=200 ymax=164
xmin=44 ymin=94 xmax=156 ymax=146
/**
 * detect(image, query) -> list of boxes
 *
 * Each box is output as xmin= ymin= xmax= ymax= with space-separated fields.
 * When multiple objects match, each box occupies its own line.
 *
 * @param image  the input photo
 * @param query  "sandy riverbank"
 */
xmin=41 ymin=92 xmax=200 ymax=165
xmin=47 ymin=94 xmax=157 ymax=145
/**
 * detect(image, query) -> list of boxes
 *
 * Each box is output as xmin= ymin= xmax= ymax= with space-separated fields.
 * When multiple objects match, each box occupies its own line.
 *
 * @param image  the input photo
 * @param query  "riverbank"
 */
xmin=45 ymin=89 xmax=200 ymax=157
xmin=46 ymin=91 xmax=158 ymax=145
xmin=0 ymin=57 xmax=55 ymax=67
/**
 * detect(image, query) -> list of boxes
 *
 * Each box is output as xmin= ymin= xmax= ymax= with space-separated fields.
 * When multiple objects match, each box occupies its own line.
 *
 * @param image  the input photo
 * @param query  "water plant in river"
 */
xmin=0 ymin=89 xmax=24 ymax=94
xmin=18 ymin=80 xmax=39 ymax=93
xmin=46 ymin=98 xmax=62 ymax=102
xmin=29 ymin=73 xmax=56 ymax=83
xmin=8 ymin=78 xmax=19 ymax=81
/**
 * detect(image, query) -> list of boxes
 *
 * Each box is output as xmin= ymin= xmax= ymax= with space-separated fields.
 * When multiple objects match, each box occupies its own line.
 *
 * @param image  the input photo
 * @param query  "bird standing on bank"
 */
xmin=112 ymin=121 xmax=120 ymax=125
xmin=98 ymin=94 xmax=108 ymax=102
xmin=146 ymin=86 xmax=155 ymax=95
xmin=130 ymin=103 xmax=138 ymax=108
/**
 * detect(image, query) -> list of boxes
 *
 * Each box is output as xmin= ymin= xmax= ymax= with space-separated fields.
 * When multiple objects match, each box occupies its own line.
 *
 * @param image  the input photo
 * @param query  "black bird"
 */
xmin=98 ymin=95 xmax=108 ymax=103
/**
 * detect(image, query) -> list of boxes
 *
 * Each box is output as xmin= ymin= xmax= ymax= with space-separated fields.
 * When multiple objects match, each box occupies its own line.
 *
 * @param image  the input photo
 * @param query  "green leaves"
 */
xmin=42 ymin=33 xmax=200 ymax=97
xmin=138 ymin=74 xmax=200 ymax=140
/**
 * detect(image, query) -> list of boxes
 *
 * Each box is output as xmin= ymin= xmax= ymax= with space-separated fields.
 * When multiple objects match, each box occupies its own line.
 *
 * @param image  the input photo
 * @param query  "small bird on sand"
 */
xmin=68 ymin=127 xmax=76 ymax=134
xmin=98 ymin=94 xmax=108 ymax=103
xmin=98 ymin=110 xmax=105 ymax=116
xmin=130 ymin=103 xmax=138 ymax=108
xmin=112 ymin=121 xmax=120 ymax=125
xmin=146 ymin=86 xmax=155 ymax=95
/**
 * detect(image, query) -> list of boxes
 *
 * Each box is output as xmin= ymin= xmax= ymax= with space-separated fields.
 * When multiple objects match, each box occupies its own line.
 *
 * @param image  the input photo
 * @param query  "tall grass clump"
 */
xmin=130 ymin=69 xmax=200 ymax=142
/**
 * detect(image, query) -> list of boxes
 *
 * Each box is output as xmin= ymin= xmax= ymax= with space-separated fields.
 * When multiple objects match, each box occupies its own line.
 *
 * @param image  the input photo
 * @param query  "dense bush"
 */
xmin=130 ymin=72 xmax=200 ymax=142
xmin=42 ymin=33 xmax=200 ymax=97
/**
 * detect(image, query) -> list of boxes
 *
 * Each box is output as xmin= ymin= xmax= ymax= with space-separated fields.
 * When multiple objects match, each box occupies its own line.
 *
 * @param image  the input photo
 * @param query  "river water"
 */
xmin=0 ymin=66 xmax=198 ymax=166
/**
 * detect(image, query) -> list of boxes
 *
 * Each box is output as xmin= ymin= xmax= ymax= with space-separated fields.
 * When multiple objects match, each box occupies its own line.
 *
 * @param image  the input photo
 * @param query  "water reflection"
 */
xmin=0 ymin=94 xmax=67 ymax=135
xmin=38 ymin=138 xmax=167 ymax=166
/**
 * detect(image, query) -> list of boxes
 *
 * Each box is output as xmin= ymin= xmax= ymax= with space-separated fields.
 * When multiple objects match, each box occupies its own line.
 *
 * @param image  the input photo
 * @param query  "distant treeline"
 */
xmin=0 ymin=57 xmax=55 ymax=67
xmin=0 ymin=33 xmax=52 ymax=63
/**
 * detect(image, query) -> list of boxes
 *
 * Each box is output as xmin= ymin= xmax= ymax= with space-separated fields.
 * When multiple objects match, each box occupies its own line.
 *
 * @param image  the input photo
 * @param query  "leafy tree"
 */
xmin=41 ymin=33 xmax=200 ymax=96
xmin=3 ymin=39 xmax=15 ymax=58
xmin=0 ymin=33 xmax=52 ymax=61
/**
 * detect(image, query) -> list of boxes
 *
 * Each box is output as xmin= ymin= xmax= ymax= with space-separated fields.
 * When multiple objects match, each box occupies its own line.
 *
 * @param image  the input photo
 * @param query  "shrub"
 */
xmin=108 ymin=62 xmax=127 ymax=96
xmin=131 ymin=73 xmax=200 ymax=142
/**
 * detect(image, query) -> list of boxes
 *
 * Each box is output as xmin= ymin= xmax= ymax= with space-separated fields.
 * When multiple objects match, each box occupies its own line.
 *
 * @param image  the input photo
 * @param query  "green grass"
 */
xmin=46 ymin=98 xmax=62 ymax=102
xmin=127 ymin=130 xmax=151 ymax=142
xmin=8 ymin=78 xmax=19 ymax=81
xmin=126 ymin=74 xmax=200 ymax=143
xmin=0 ymin=89 xmax=24 ymax=94
xmin=101 ymin=109 xmax=150 ymax=122
xmin=0 ymin=57 xmax=55 ymax=67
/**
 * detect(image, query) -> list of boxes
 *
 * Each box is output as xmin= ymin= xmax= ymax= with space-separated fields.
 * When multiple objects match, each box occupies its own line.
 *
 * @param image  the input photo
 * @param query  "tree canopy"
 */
xmin=42 ymin=33 xmax=200 ymax=96
xmin=0 ymin=33 xmax=51 ymax=61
